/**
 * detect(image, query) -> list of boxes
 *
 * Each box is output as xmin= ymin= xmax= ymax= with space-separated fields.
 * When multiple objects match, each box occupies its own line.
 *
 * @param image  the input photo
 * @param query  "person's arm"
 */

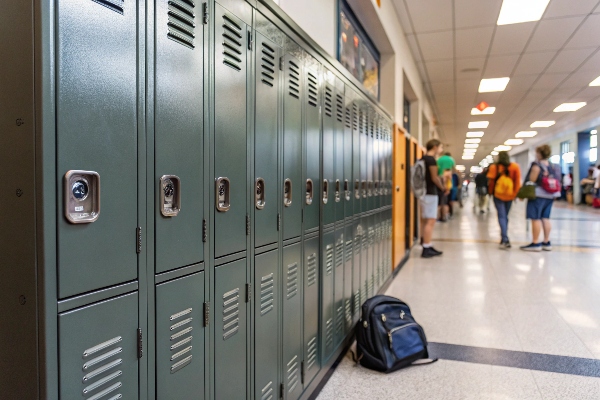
xmin=529 ymin=164 xmax=541 ymax=183
xmin=429 ymin=165 xmax=445 ymax=192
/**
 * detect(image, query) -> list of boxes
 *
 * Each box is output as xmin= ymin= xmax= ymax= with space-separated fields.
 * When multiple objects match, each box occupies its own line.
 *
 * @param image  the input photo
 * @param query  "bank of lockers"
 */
xmin=1 ymin=0 xmax=397 ymax=399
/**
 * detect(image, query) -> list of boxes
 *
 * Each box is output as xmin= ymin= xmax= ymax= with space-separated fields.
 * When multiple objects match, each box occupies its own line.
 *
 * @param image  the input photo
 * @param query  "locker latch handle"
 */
xmin=255 ymin=178 xmax=265 ymax=210
xmin=355 ymin=179 xmax=360 ymax=200
xmin=344 ymin=179 xmax=350 ymax=201
xmin=284 ymin=178 xmax=292 ymax=207
xmin=367 ymin=180 xmax=373 ymax=197
xmin=361 ymin=180 xmax=367 ymax=199
xmin=306 ymin=179 xmax=313 ymax=205
xmin=160 ymin=175 xmax=181 ymax=217
xmin=322 ymin=179 xmax=329 ymax=204
xmin=334 ymin=179 xmax=341 ymax=203
xmin=64 ymin=170 xmax=101 ymax=224
xmin=215 ymin=177 xmax=231 ymax=212
xmin=374 ymin=180 xmax=379 ymax=196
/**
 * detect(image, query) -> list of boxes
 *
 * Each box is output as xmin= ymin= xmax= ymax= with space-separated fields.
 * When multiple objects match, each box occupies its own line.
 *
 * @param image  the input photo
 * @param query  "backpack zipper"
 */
xmin=387 ymin=323 xmax=418 ymax=350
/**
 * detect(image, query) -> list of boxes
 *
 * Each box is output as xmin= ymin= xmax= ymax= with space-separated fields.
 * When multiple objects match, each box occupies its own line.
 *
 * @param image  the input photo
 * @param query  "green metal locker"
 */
xmin=282 ymin=54 xmax=303 ymax=240
xmin=343 ymin=92 xmax=354 ymax=220
xmin=361 ymin=216 xmax=370 ymax=300
xmin=322 ymin=79 xmax=335 ymax=227
xmin=334 ymin=83 xmax=345 ymax=223
xmin=156 ymin=272 xmax=205 ymax=400
xmin=214 ymin=258 xmax=248 ymax=399
xmin=333 ymin=228 xmax=345 ymax=348
xmin=359 ymin=108 xmax=368 ymax=214
xmin=254 ymin=34 xmax=281 ymax=248
xmin=254 ymin=250 xmax=279 ymax=400
xmin=366 ymin=114 xmax=374 ymax=212
xmin=303 ymin=235 xmax=320 ymax=386
xmin=282 ymin=243 xmax=303 ymax=400
xmin=304 ymin=67 xmax=321 ymax=233
xmin=353 ymin=220 xmax=364 ymax=319
xmin=56 ymin=0 xmax=139 ymax=298
xmin=352 ymin=101 xmax=361 ymax=216
xmin=155 ymin=0 xmax=204 ymax=273
xmin=373 ymin=122 xmax=381 ymax=211
xmin=343 ymin=224 xmax=354 ymax=333
xmin=374 ymin=214 xmax=382 ymax=291
xmin=367 ymin=216 xmax=375 ymax=297
xmin=214 ymin=4 xmax=249 ymax=258
xmin=321 ymin=229 xmax=335 ymax=361
xmin=58 ymin=292 xmax=139 ymax=400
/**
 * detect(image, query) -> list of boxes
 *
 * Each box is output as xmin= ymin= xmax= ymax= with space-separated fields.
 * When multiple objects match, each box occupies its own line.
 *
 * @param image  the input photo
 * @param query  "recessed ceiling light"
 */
xmin=463 ymin=148 xmax=477 ymax=153
xmin=530 ymin=121 xmax=555 ymax=128
xmin=478 ymin=78 xmax=510 ymax=93
xmin=465 ymin=138 xmax=481 ymax=144
xmin=494 ymin=145 xmax=512 ymax=151
xmin=464 ymin=143 xmax=479 ymax=149
xmin=592 ymin=130 xmax=598 ymax=135
xmin=491 ymin=151 xmax=499 ymax=155
xmin=462 ymin=156 xmax=474 ymax=160
xmin=505 ymin=139 xmax=524 ymax=146
xmin=516 ymin=131 xmax=538 ymax=138
xmin=456 ymin=165 xmax=466 ymax=171
xmin=589 ymin=76 xmax=600 ymax=86
xmin=554 ymin=102 xmax=586 ymax=112
xmin=468 ymin=121 xmax=490 ymax=129
xmin=497 ymin=0 xmax=550 ymax=26
xmin=467 ymin=132 xmax=485 ymax=138
xmin=471 ymin=107 xmax=496 ymax=115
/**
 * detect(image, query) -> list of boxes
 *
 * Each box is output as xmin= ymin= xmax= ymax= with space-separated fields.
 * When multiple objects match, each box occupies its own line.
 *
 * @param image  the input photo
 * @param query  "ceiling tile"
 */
xmin=456 ymin=58 xmax=486 ymax=80
xmin=525 ymin=17 xmax=584 ymax=52
xmin=575 ymin=49 xmax=600 ymax=72
xmin=391 ymin=0 xmax=413 ymax=34
xmin=455 ymin=27 xmax=495 ymax=58
xmin=406 ymin=35 xmax=422 ymax=62
xmin=404 ymin=0 xmax=453 ymax=33
xmin=489 ymin=23 xmax=536 ymax=56
xmin=506 ymin=75 xmax=538 ymax=91
xmin=574 ymin=86 xmax=600 ymax=100
xmin=454 ymin=0 xmax=503 ymax=29
xmin=564 ymin=14 xmax=600 ymax=48
xmin=546 ymin=47 xmax=596 ymax=73
xmin=531 ymin=73 xmax=569 ymax=90
xmin=543 ymin=0 xmax=598 ymax=18
xmin=425 ymin=60 xmax=454 ymax=82
xmin=416 ymin=31 xmax=454 ymax=61
xmin=483 ymin=55 xmax=520 ymax=77
xmin=513 ymin=52 xmax=555 ymax=75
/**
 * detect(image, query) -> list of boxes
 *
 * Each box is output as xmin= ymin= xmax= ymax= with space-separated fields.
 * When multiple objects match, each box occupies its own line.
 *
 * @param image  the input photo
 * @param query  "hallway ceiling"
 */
xmin=392 ymin=0 xmax=600 ymax=166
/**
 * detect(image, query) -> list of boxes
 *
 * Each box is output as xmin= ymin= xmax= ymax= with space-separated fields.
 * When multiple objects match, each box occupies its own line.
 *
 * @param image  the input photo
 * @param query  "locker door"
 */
xmin=282 ymin=243 xmax=303 ymax=400
xmin=322 ymin=81 xmax=335 ymax=227
xmin=156 ymin=273 xmax=205 ymax=399
xmin=304 ymin=68 xmax=321 ymax=232
xmin=254 ymin=250 xmax=279 ymax=400
xmin=373 ymin=122 xmax=380 ymax=211
xmin=360 ymin=216 xmax=369 ymax=301
xmin=214 ymin=5 xmax=249 ymax=258
xmin=214 ymin=258 xmax=248 ymax=399
xmin=283 ymin=54 xmax=303 ymax=240
xmin=367 ymin=216 xmax=375 ymax=297
xmin=303 ymin=236 xmax=320 ymax=386
xmin=352 ymin=102 xmax=361 ymax=216
xmin=360 ymin=109 xmax=368 ymax=214
xmin=58 ymin=292 xmax=138 ymax=400
xmin=344 ymin=94 xmax=354 ymax=219
xmin=375 ymin=214 xmax=382 ymax=291
xmin=57 ymin=0 xmax=138 ymax=298
xmin=254 ymin=35 xmax=280 ymax=248
xmin=366 ymin=115 xmax=374 ymax=211
xmin=343 ymin=224 xmax=354 ymax=334
xmin=352 ymin=221 xmax=363 ymax=321
xmin=155 ymin=0 xmax=204 ymax=273
xmin=321 ymin=230 xmax=335 ymax=361
xmin=333 ymin=228 xmax=345 ymax=348
xmin=334 ymin=86 xmax=345 ymax=223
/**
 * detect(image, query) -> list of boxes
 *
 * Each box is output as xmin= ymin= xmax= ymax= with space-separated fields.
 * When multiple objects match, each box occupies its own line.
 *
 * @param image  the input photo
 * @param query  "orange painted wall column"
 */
xmin=392 ymin=124 xmax=407 ymax=270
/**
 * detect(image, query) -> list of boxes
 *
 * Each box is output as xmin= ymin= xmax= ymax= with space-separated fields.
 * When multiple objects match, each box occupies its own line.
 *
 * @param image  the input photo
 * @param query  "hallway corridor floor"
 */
xmin=317 ymin=195 xmax=600 ymax=399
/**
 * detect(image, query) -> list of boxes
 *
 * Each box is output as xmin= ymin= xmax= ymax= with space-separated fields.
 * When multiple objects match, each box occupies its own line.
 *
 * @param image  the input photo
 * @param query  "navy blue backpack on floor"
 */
xmin=354 ymin=295 xmax=437 ymax=373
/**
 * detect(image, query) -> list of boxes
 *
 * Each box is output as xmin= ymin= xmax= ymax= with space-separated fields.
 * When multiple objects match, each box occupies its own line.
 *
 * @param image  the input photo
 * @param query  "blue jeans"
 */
xmin=493 ymin=197 xmax=513 ymax=243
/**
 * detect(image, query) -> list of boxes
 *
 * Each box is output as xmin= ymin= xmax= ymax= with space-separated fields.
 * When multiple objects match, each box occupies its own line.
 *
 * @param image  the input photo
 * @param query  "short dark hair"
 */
xmin=444 ymin=152 xmax=451 ymax=156
xmin=497 ymin=151 xmax=510 ymax=166
xmin=536 ymin=144 xmax=552 ymax=160
xmin=426 ymin=139 xmax=441 ymax=151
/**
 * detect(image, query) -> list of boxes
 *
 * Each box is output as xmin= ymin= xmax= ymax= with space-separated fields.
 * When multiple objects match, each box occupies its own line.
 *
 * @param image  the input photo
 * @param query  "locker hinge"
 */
xmin=248 ymin=31 xmax=253 ymax=50
xmin=277 ymin=213 xmax=281 ymax=231
xmin=280 ymin=383 xmax=284 ymax=399
xmin=202 ymin=219 xmax=207 ymax=243
xmin=202 ymin=2 xmax=209 ymax=24
xmin=203 ymin=302 xmax=210 ymax=327
xmin=279 ymin=57 xmax=284 ymax=71
xmin=301 ymin=361 xmax=305 ymax=384
xmin=246 ymin=283 xmax=252 ymax=303
xmin=246 ymin=214 xmax=250 ymax=235
xmin=136 ymin=227 xmax=142 ymax=254
xmin=137 ymin=328 xmax=143 ymax=359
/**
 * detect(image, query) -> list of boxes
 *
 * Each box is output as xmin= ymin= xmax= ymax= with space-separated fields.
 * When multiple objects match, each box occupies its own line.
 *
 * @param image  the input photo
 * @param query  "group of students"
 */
xmin=418 ymin=139 xmax=562 ymax=258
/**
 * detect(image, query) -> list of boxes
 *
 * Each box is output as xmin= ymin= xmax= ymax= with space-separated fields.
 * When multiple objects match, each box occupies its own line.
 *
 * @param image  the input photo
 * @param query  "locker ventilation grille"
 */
xmin=336 ymin=306 xmax=344 ymax=337
xmin=260 ymin=43 xmax=275 ymax=87
xmin=260 ymin=273 xmax=274 ymax=316
xmin=167 ymin=0 xmax=196 ymax=49
xmin=222 ymin=14 xmax=243 ymax=71
xmin=345 ymin=240 xmax=353 ymax=262
xmin=286 ymin=263 xmax=299 ymax=299
xmin=345 ymin=107 xmax=352 ymax=129
xmin=288 ymin=61 xmax=300 ymax=99
xmin=307 ymin=72 xmax=318 ymax=107
xmin=307 ymin=253 xmax=317 ymax=287
xmin=354 ymin=290 xmax=360 ymax=316
xmin=352 ymin=105 xmax=359 ymax=130
xmin=345 ymin=298 xmax=352 ymax=326
xmin=324 ymin=87 xmax=333 ymax=118
xmin=307 ymin=336 xmax=317 ymax=370
xmin=325 ymin=318 xmax=334 ymax=348
xmin=91 ymin=0 xmax=124 ymax=15
xmin=222 ymin=288 xmax=240 ymax=340
xmin=169 ymin=307 xmax=194 ymax=373
xmin=261 ymin=381 xmax=274 ymax=400
xmin=287 ymin=355 xmax=300 ymax=394
xmin=81 ymin=336 xmax=124 ymax=400
xmin=335 ymin=239 xmax=343 ymax=269
xmin=336 ymin=94 xmax=344 ymax=123
xmin=325 ymin=245 xmax=334 ymax=276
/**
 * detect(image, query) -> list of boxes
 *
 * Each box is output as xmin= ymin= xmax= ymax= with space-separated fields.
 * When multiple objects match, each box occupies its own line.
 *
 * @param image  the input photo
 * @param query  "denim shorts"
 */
xmin=420 ymin=194 xmax=439 ymax=219
xmin=526 ymin=197 xmax=554 ymax=220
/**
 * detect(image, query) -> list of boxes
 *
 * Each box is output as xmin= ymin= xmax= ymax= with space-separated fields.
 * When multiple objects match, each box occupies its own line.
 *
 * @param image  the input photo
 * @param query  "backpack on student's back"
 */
xmin=539 ymin=163 xmax=561 ymax=194
xmin=355 ymin=295 xmax=436 ymax=373
xmin=494 ymin=164 xmax=514 ymax=197
xmin=411 ymin=159 xmax=427 ymax=199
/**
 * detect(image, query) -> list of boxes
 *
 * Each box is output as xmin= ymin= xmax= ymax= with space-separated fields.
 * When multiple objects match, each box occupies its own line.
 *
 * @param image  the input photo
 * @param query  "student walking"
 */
xmin=474 ymin=169 xmax=489 ymax=213
xmin=487 ymin=151 xmax=521 ymax=249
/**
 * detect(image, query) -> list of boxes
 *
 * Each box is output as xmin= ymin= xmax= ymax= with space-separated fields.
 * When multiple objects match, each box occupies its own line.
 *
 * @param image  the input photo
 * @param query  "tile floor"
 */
xmin=317 ymin=194 xmax=600 ymax=399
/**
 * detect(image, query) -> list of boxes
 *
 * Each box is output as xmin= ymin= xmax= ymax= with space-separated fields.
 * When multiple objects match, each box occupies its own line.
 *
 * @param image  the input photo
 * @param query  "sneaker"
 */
xmin=421 ymin=247 xmax=437 ymax=258
xmin=542 ymin=242 xmax=552 ymax=251
xmin=430 ymin=247 xmax=443 ymax=256
xmin=520 ymin=243 xmax=542 ymax=252
xmin=499 ymin=241 xmax=511 ymax=250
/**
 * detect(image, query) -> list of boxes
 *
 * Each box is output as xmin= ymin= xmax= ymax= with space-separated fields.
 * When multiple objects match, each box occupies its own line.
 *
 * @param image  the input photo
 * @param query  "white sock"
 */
xmin=423 ymin=243 xmax=432 ymax=248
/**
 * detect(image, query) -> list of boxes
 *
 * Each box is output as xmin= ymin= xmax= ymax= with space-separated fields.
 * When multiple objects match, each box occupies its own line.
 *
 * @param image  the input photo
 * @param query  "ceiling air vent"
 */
xmin=260 ymin=43 xmax=275 ymax=87
xmin=222 ymin=14 xmax=243 ymax=71
xmin=307 ymin=72 xmax=318 ymax=107
xmin=167 ymin=0 xmax=196 ymax=49
xmin=92 ymin=0 xmax=124 ymax=14
xmin=288 ymin=60 xmax=300 ymax=99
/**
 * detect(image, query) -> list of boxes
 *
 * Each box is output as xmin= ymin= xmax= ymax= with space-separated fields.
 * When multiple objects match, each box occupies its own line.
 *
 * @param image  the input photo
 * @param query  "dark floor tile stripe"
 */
xmin=428 ymin=342 xmax=600 ymax=378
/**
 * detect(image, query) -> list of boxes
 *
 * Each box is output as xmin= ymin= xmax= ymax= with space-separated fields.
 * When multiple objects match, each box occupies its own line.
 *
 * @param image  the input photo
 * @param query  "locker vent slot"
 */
xmin=307 ymin=336 xmax=317 ymax=370
xmin=336 ymin=94 xmax=344 ymax=123
xmin=345 ymin=240 xmax=353 ymax=262
xmin=307 ymin=253 xmax=317 ymax=287
xmin=287 ymin=355 xmax=300 ymax=394
xmin=369 ymin=275 xmax=374 ymax=295
xmin=222 ymin=14 xmax=243 ymax=71
xmin=286 ymin=262 xmax=299 ymax=299
xmin=352 ymin=104 xmax=359 ymax=130
xmin=169 ymin=307 xmax=194 ymax=373
xmin=345 ymin=106 xmax=352 ymax=129
xmin=325 ymin=318 xmax=334 ymax=348
xmin=260 ymin=273 xmax=275 ymax=316
xmin=354 ymin=290 xmax=360 ymax=314
xmin=307 ymin=72 xmax=318 ymax=107
xmin=91 ymin=0 xmax=124 ymax=15
xmin=336 ymin=305 xmax=344 ymax=336
xmin=261 ymin=381 xmax=274 ymax=400
xmin=345 ymin=298 xmax=352 ymax=325
xmin=288 ymin=60 xmax=300 ymax=99
xmin=81 ymin=336 xmax=123 ymax=400
xmin=222 ymin=288 xmax=240 ymax=340
xmin=335 ymin=239 xmax=343 ymax=269
xmin=167 ymin=0 xmax=196 ymax=49
xmin=325 ymin=245 xmax=334 ymax=276
xmin=260 ymin=43 xmax=275 ymax=87
xmin=324 ymin=87 xmax=333 ymax=118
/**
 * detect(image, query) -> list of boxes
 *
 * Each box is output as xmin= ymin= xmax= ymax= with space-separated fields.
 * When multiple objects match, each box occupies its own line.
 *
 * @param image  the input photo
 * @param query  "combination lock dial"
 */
xmin=72 ymin=179 xmax=89 ymax=201
xmin=160 ymin=175 xmax=181 ymax=217
xmin=163 ymin=179 xmax=175 ymax=197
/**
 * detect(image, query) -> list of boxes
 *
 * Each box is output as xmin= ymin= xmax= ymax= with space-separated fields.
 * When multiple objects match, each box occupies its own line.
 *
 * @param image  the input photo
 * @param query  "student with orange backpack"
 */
xmin=487 ymin=151 xmax=521 ymax=249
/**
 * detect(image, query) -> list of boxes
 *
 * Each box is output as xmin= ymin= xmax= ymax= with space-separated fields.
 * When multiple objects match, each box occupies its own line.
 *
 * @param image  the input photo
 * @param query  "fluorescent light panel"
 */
xmin=531 ymin=121 xmax=555 ymax=128
xmin=464 ymin=144 xmax=479 ymax=149
xmin=516 ymin=131 xmax=538 ymax=138
xmin=462 ymin=156 xmax=474 ymax=160
xmin=554 ymin=102 xmax=586 ymax=112
xmin=467 ymin=132 xmax=485 ymax=138
xmin=497 ymin=0 xmax=550 ymax=25
xmin=590 ymin=76 xmax=600 ymax=87
xmin=505 ymin=139 xmax=524 ymax=146
xmin=471 ymin=107 xmax=496 ymax=115
xmin=463 ymin=149 xmax=477 ymax=154
xmin=465 ymin=138 xmax=481 ymax=144
xmin=478 ymin=78 xmax=510 ymax=93
xmin=494 ymin=145 xmax=512 ymax=151
xmin=468 ymin=121 xmax=490 ymax=129
xmin=491 ymin=151 xmax=499 ymax=155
